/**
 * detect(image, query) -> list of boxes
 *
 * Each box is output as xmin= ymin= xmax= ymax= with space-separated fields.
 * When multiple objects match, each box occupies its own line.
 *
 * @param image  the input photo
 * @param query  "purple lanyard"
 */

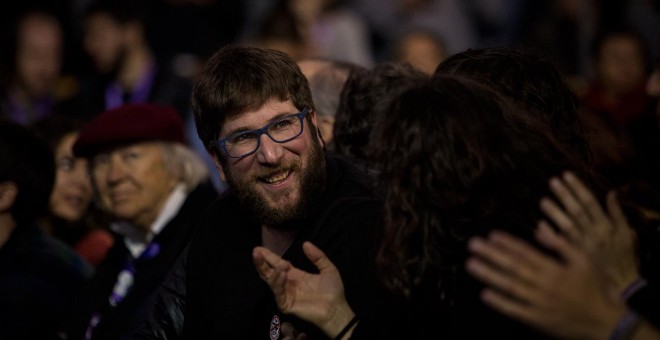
xmin=84 ymin=242 xmax=160 ymax=340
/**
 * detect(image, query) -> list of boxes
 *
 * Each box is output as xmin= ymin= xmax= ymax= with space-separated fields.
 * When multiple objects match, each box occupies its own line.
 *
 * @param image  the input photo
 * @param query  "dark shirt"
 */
xmin=0 ymin=223 xmax=91 ymax=339
xmin=138 ymin=154 xmax=384 ymax=339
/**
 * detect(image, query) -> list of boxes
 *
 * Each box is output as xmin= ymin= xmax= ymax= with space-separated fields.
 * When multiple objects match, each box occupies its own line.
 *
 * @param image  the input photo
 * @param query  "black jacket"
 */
xmin=62 ymin=183 xmax=217 ymax=340
xmin=0 ymin=223 xmax=91 ymax=339
xmin=137 ymin=154 xmax=385 ymax=339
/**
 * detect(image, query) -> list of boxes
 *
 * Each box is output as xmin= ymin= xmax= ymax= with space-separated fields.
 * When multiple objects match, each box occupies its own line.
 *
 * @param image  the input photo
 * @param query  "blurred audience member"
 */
xmin=61 ymin=104 xmax=217 ymax=340
xmin=32 ymin=115 xmax=114 ymax=267
xmin=298 ymin=58 xmax=362 ymax=144
xmin=0 ymin=9 xmax=64 ymax=125
xmin=393 ymin=29 xmax=446 ymax=74
xmin=0 ymin=119 xmax=91 ymax=339
xmin=247 ymin=3 xmax=309 ymax=60
xmin=289 ymin=0 xmax=373 ymax=67
xmin=74 ymin=0 xmax=192 ymax=118
xmin=580 ymin=29 xmax=650 ymax=183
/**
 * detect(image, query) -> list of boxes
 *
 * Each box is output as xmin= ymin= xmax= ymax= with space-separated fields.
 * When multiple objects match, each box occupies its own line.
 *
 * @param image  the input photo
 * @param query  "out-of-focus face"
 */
xmin=15 ymin=14 xmax=62 ymax=98
xmin=50 ymin=132 xmax=93 ymax=222
xmin=596 ymin=35 xmax=646 ymax=94
xmin=397 ymin=33 xmax=445 ymax=75
xmin=91 ymin=142 xmax=179 ymax=229
xmin=83 ymin=13 xmax=126 ymax=74
xmin=298 ymin=60 xmax=329 ymax=80
xmin=214 ymin=98 xmax=326 ymax=227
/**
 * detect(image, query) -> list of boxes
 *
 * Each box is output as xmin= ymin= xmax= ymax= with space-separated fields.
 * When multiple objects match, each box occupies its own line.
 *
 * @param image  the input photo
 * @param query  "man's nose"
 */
xmin=106 ymin=155 xmax=128 ymax=184
xmin=255 ymin=134 xmax=284 ymax=165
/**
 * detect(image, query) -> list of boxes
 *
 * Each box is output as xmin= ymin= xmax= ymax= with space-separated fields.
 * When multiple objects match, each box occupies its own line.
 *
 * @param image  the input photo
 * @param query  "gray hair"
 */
xmin=161 ymin=142 xmax=209 ymax=191
xmin=308 ymin=63 xmax=354 ymax=118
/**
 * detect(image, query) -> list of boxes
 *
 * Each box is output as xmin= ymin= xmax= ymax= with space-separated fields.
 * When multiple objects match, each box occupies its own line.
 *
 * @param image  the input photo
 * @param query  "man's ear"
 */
xmin=308 ymin=109 xmax=324 ymax=146
xmin=0 ymin=182 xmax=18 ymax=212
xmin=207 ymin=150 xmax=227 ymax=183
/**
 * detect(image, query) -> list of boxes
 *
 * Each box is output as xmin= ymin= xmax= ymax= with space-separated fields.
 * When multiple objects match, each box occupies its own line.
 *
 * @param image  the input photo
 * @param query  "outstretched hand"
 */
xmin=539 ymin=171 xmax=639 ymax=292
xmin=253 ymin=242 xmax=356 ymax=338
xmin=466 ymin=227 xmax=626 ymax=340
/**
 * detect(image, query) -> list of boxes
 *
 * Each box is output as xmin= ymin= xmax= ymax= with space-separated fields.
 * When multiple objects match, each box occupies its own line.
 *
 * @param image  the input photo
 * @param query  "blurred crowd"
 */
xmin=1 ymin=0 xmax=660 ymax=339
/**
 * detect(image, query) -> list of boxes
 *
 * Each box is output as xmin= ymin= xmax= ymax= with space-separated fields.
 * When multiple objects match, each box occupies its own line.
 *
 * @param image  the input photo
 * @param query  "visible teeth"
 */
xmin=264 ymin=171 xmax=289 ymax=183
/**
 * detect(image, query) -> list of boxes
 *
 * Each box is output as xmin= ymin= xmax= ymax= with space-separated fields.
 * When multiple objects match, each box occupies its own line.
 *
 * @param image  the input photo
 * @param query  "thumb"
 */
xmin=302 ymin=241 xmax=336 ymax=273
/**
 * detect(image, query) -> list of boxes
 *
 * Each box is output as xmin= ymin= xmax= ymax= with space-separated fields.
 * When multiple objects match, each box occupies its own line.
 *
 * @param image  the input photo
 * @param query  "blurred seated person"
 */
xmin=0 ymin=9 xmax=64 ymax=125
xmin=73 ymin=0 xmax=192 ymax=118
xmin=393 ymin=29 xmax=447 ymax=74
xmin=581 ymin=28 xmax=652 ymax=186
xmin=60 ymin=104 xmax=217 ymax=340
xmin=0 ymin=119 xmax=91 ymax=339
xmin=298 ymin=58 xmax=361 ymax=144
xmin=32 ymin=115 xmax=114 ymax=267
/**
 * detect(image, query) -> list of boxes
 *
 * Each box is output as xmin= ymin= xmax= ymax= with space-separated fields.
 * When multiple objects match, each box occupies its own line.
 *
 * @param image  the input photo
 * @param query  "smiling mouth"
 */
xmin=260 ymin=170 xmax=292 ymax=185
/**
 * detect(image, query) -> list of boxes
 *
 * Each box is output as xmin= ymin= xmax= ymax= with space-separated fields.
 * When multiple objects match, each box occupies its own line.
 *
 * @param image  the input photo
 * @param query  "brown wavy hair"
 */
xmin=370 ymin=75 xmax=592 ymax=304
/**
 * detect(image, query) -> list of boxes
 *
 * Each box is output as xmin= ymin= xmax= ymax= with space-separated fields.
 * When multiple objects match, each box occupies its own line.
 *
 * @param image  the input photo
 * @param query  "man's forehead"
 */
xmin=219 ymin=99 xmax=298 ymax=135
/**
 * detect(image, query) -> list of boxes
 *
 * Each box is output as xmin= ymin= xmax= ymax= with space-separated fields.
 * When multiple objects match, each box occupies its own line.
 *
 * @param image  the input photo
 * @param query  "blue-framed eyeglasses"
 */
xmin=209 ymin=108 xmax=309 ymax=158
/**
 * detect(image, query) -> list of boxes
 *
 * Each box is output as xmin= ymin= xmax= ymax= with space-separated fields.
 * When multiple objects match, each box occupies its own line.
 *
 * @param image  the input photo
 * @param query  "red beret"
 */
xmin=73 ymin=103 xmax=186 ymax=158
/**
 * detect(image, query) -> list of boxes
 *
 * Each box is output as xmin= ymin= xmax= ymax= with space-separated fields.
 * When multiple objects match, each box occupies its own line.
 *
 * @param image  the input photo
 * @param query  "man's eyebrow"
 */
xmin=224 ymin=111 xmax=298 ymax=137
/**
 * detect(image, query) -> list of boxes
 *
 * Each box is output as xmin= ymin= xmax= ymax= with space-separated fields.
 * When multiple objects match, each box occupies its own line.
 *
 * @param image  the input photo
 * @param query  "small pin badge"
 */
xmin=270 ymin=314 xmax=281 ymax=340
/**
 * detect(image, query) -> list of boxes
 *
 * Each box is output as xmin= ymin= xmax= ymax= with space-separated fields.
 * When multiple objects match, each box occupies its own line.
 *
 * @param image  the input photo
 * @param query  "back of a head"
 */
xmin=435 ymin=47 xmax=590 ymax=163
xmin=333 ymin=62 xmax=427 ymax=160
xmin=191 ymin=45 xmax=314 ymax=149
xmin=371 ymin=77 xmax=590 ymax=332
xmin=0 ymin=119 xmax=55 ymax=225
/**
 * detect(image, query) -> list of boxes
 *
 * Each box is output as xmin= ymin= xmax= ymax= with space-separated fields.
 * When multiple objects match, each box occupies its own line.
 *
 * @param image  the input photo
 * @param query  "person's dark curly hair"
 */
xmin=371 ymin=75 xmax=593 ymax=309
xmin=435 ymin=47 xmax=591 ymax=165
xmin=332 ymin=62 xmax=427 ymax=161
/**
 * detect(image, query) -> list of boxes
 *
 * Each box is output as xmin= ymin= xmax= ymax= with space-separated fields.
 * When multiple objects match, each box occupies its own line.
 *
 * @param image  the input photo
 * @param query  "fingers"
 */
xmin=253 ymin=246 xmax=291 ymax=282
xmin=480 ymin=288 xmax=541 ymax=327
xmin=562 ymin=172 xmax=607 ymax=223
xmin=467 ymin=234 xmax=545 ymax=302
xmin=302 ymin=242 xmax=337 ymax=273
xmin=540 ymin=198 xmax=580 ymax=242
xmin=535 ymin=222 xmax=580 ymax=262
xmin=549 ymin=176 xmax=592 ymax=229
xmin=543 ymin=172 xmax=612 ymax=243
xmin=606 ymin=191 xmax=630 ymax=232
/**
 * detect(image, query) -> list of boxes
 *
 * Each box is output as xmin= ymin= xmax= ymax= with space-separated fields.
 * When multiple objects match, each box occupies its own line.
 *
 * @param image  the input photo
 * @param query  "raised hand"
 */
xmin=539 ymin=171 xmax=639 ymax=292
xmin=466 ymin=227 xmax=626 ymax=339
xmin=252 ymin=242 xmax=356 ymax=338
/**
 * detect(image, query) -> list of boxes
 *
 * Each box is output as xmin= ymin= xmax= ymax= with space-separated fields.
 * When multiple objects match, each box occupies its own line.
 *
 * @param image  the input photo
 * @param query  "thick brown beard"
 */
xmin=225 ymin=136 xmax=326 ymax=229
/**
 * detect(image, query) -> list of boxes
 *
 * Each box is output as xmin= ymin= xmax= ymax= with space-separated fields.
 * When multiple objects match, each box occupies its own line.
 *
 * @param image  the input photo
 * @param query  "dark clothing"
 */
xmin=0 ymin=223 xmax=92 ymax=339
xmin=350 ymin=270 xmax=551 ymax=339
xmin=137 ymin=154 xmax=384 ymax=339
xmin=627 ymin=282 xmax=660 ymax=328
xmin=62 ymin=183 xmax=217 ymax=340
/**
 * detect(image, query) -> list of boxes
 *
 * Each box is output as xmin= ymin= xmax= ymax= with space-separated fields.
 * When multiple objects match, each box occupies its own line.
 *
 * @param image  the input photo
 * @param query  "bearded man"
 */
xmin=137 ymin=46 xmax=385 ymax=340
